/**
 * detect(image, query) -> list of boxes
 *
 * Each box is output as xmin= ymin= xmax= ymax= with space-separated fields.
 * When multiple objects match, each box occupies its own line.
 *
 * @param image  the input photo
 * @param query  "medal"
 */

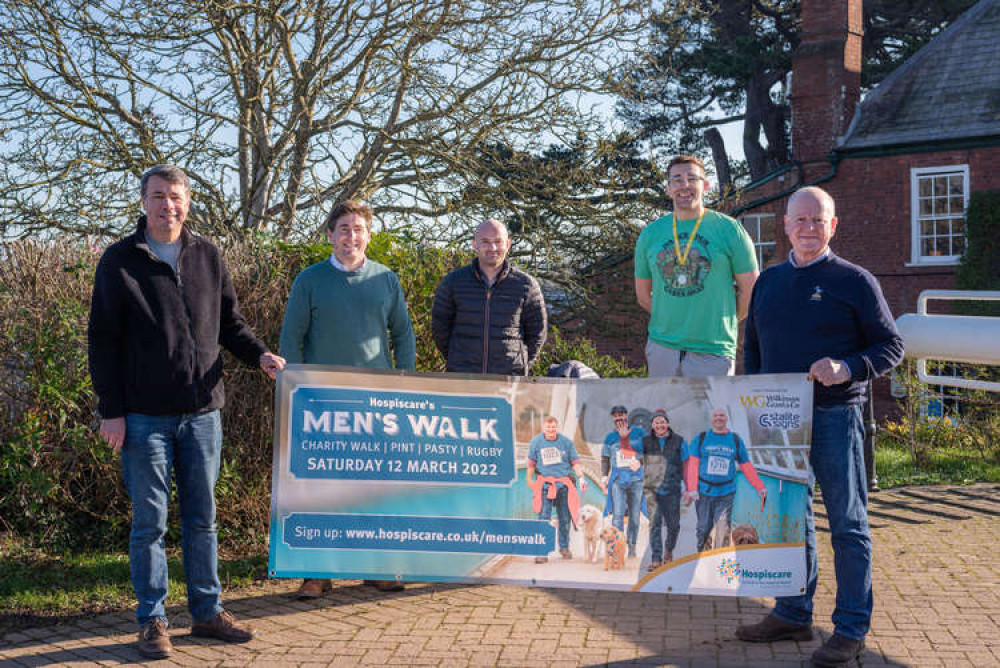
xmin=672 ymin=209 xmax=707 ymax=270
xmin=677 ymin=273 xmax=688 ymax=286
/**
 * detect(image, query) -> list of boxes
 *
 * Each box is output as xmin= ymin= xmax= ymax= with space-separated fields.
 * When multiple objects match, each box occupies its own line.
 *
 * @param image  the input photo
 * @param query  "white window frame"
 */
xmin=909 ymin=164 xmax=969 ymax=266
xmin=741 ymin=213 xmax=778 ymax=268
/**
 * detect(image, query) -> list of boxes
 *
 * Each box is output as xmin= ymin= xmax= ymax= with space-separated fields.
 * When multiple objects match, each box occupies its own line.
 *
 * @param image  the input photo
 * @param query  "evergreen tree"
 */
xmin=618 ymin=0 xmax=978 ymax=187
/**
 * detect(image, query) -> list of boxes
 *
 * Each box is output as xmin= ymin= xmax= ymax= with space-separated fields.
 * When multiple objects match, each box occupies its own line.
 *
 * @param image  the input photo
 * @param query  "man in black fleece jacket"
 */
xmin=431 ymin=219 xmax=547 ymax=375
xmin=88 ymin=165 xmax=284 ymax=659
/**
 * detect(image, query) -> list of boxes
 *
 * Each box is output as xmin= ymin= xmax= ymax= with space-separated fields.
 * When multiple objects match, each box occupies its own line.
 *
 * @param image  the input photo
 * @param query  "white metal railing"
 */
xmin=895 ymin=290 xmax=1000 ymax=393
xmin=746 ymin=444 xmax=810 ymax=483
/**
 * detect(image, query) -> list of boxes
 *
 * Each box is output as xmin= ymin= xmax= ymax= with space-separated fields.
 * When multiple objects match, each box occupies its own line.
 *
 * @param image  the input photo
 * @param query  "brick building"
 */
xmin=733 ymin=0 xmax=1000 ymax=316
xmin=572 ymin=0 xmax=1000 ymax=375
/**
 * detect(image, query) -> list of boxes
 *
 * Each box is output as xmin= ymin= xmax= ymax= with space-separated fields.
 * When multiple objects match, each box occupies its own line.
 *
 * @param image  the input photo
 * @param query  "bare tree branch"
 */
xmin=1 ymin=0 xmax=647 ymax=240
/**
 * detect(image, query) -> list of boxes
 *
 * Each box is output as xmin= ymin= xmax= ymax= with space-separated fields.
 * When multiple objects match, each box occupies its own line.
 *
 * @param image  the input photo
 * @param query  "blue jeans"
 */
xmin=774 ymin=403 xmax=871 ymax=641
xmin=539 ymin=482 xmax=571 ymax=549
xmin=645 ymin=489 xmax=681 ymax=560
xmin=611 ymin=478 xmax=643 ymax=546
xmin=695 ymin=492 xmax=735 ymax=551
xmin=121 ymin=411 xmax=224 ymax=627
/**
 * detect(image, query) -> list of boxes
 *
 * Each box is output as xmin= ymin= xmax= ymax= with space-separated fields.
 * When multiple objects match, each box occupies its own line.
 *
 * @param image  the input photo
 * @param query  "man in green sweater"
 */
xmin=280 ymin=200 xmax=416 ymax=371
xmin=279 ymin=199 xmax=416 ymax=598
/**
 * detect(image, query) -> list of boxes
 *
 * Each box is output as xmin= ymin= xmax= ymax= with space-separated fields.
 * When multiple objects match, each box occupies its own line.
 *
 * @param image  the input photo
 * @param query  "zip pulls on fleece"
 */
xmin=136 ymin=231 xmax=202 ymax=406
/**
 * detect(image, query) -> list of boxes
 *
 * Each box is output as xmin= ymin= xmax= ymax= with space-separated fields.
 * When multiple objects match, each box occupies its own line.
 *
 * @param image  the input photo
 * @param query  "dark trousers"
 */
xmin=539 ymin=482 xmax=571 ymax=549
xmin=695 ymin=492 xmax=735 ymax=552
xmin=644 ymin=489 xmax=680 ymax=561
xmin=774 ymin=403 xmax=872 ymax=640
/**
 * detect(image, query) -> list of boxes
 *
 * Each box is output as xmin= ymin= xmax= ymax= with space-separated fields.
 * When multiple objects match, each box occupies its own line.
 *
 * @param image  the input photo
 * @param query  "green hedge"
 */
xmin=0 ymin=235 xmax=639 ymax=551
xmin=955 ymin=190 xmax=1000 ymax=316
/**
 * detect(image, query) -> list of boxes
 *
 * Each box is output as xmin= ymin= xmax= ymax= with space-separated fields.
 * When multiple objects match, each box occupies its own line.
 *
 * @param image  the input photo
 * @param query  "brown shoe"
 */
xmin=191 ymin=610 xmax=256 ymax=643
xmin=534 ymin=556 xmax=548 ymax=564
xmin=296 ymin=578 xmax=333 ymax=599
xmin=736 ymin=613 xmax=813 ymax=643
xmin=363 ymin=579 xmax=405 ymax=592
xmin=559 ymin=548 xmax=572 ymax=559
xmin=647 ymin=560 xmax=662 ymax=572
xmin=137 ymin=618 xmax=172 ymax=659
xmin=664 ymin=550 xmax=673 ymax=563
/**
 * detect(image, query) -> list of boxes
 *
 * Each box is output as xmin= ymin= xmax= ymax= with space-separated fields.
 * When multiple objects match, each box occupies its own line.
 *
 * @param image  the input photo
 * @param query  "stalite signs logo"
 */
xmin=758 ymin=412 xmax=801 ymax=429
xmin=740 ymin=392 xmax=803 ymax=430
xmin=717 ymin=558 xmax=741 ymax=584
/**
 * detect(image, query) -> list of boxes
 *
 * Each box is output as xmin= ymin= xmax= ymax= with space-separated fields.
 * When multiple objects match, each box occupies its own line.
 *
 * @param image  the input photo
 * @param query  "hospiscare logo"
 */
xmin=717 ymin=558 xmax=793 ymax=586
xmin=716 ymin=558 xmax=741 ymax=583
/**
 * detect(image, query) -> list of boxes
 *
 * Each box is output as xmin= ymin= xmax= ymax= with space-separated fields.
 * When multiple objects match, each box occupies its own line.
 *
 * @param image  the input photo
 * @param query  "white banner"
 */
xmin=269 ymin=367 xmax=812 ymax=596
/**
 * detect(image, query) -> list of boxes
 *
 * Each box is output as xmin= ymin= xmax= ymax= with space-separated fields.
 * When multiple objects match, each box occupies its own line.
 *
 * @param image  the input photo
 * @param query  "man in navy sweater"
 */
xmin=735 ymin=187 xmax=903 ymax=668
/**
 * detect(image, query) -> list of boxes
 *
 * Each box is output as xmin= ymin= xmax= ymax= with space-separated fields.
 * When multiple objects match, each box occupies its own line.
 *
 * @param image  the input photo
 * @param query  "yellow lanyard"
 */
xmin=672 ymin=209 xmax=706 ymax=266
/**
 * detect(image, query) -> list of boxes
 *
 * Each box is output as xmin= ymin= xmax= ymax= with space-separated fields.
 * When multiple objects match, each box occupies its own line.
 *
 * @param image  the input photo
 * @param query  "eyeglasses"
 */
xmin=668 ymin=175 xmax=705 ymax=186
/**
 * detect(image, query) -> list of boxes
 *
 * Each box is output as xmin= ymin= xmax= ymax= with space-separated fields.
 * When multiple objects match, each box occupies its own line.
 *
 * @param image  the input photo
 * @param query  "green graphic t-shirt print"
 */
xmin=634 ymin=209 xmax=758 ymax=357
xmin=655 ymin=232 xmax=713 ymax=297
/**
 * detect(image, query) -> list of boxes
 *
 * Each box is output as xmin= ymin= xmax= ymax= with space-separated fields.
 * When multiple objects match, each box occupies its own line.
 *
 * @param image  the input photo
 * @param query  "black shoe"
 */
xmin=736 ymin=614 xmax=813 ymax=643
xmin=811 ymin=633 xmax=865 ymax=667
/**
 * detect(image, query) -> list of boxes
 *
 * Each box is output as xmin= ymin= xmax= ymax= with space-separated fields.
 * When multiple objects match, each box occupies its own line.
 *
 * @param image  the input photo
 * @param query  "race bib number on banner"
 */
xmin=269 ymin=366 xmax=813 ymax=597
xmin=616 ymin=451 xmax=637 ymax=469
xmin=706 ymin=456 xmax=731 ymax=476
xmin=540 ymin=447 xmax=563 ymax=467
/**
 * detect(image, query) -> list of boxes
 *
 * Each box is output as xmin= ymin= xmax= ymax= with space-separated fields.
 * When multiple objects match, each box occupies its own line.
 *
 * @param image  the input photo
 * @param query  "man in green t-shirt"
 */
xmin=634 ymin=155 xmax=758 ymax=376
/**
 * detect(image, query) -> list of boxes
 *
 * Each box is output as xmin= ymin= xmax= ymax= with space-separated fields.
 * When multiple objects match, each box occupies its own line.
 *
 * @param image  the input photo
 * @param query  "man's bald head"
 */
xmin=476 ymin=218 xmax=509 ymax=238
xmin=711 ymin=407 xmax=729 ymax=433
xmin=787 ymin=187 xmax=835 ymax=218
xmin=472 ymin=218 xmax=513 ymax=276
xmin=784 ymin=186 xmax=839 ymax=265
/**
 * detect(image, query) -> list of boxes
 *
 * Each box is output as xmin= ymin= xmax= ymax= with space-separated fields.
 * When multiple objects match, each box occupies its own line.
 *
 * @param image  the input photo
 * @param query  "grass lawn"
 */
xmin=874 ymin=439 xmax=1000 ymax=488
xmin=0 ymin=539 xmax=268 ymax=631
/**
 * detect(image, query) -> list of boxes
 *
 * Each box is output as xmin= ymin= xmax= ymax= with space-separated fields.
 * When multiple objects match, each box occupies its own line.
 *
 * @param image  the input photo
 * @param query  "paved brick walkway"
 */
xmin=2 ymin=483 xmax=998 ymax=667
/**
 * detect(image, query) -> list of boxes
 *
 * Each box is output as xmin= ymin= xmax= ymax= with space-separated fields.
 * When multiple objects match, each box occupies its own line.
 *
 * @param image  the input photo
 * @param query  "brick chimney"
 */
xmin=791 ymin=0 xmax=863 ymax=167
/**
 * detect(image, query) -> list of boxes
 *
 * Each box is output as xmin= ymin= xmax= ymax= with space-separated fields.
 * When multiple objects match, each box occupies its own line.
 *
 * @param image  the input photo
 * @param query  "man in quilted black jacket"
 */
xmin=432 ymin=219 xmax=547 ymax=375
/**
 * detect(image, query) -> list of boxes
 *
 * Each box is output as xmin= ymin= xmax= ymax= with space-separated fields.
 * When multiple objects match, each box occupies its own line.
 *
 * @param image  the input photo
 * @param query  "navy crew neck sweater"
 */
xmin=744 ymin=253 xmax=904 ymax=407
